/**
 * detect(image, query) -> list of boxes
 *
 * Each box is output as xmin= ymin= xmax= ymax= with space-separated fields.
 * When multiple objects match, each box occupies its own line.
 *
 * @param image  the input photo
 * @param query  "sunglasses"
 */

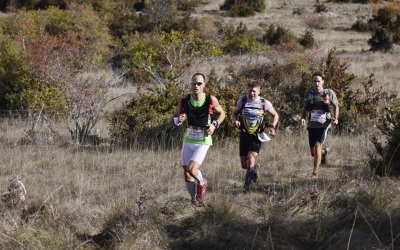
xmin=191 ymin=82 xmax=203 ymax=86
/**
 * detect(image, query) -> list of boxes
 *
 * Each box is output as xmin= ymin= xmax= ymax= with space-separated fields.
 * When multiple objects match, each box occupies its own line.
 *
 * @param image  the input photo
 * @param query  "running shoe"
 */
xmin=191 ymin=199 xmax=202 ymax=207
xmin=321 ymin=148 xmax=329 ymax=165
xmin=196 ymin=179 xmax=207 ymax=199
xmin=243 ymin=170 xmax=254 ymax=193
xmin=311 ymin=172 xmax=317 ymax=179
xmin=253 ymin=164 xmax=259 ymax=183
xmin=243 ymin=184 xmax=250 ymax=193
xmin=253 ymin=171 xmax=258 ymax=183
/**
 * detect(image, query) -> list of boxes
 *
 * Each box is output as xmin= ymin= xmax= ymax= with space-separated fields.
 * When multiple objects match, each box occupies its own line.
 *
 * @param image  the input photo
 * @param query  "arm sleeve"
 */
xmin=235 ymin=97 xmax=243 ymax=110
xmin=265 ymin=100 xmax=274 ymax=113
xmin=329 ymin=89 xmax=339 ymax=107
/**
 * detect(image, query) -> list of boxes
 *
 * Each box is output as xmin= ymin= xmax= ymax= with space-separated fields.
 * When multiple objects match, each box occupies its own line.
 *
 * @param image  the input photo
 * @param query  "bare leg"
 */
xmin=311 ymin=142 xmax=323 ymax=175
xmin=184 ymin=160 xmax=202 ymax=184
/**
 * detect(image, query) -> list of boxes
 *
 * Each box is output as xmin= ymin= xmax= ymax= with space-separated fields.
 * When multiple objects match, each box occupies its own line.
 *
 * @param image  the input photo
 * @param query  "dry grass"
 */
xmin=0 ymin=118 xmax=399 ymax=249
xmin=192 ymin=0 xmax=400 ymax=96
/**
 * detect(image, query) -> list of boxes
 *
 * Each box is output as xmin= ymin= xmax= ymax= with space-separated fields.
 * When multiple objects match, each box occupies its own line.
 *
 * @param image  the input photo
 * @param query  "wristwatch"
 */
xmin=212 ymin=120 xmax=220 ymax=129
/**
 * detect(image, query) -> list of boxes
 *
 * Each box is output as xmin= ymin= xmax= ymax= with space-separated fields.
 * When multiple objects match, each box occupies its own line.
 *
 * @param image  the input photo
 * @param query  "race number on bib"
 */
xmin=186 ymin=125 xmax=205 ymax=140
xmin=310 ymin=110 xmax=327 ymax=124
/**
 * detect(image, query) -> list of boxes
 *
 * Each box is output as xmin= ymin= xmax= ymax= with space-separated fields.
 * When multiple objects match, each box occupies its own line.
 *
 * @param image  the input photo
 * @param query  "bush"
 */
xmin=304 ymin=14 xmax=331 ymax=29
xmin=369 ymin=98 xmax=400 ymax=176
xmin=220 ymin=0 xmax=265 ymax=17
xmin=351 ymin=16 xmax=370 ymax=32
xmin=0 ymin=37 xmax=31 ymax=109
xmin=176 ymin=0 xmax=199 ymax=11
xmin=0 ymin=36 xmax=67 ymax=112
xmin=299 ymin=29 xmax=316 ymax=48
xmin=221 ymin=23 xmax=262 ymax=55
xmin=109 ymin=80 xmax=187 ymax=148
xmin=368 ymin=28 xmax=394 ymax=51
xmin=262 ymin=24 xmax=297 ymax=46
xmin=314 ymin=0 xmax=328 ymax=13
xmin=235 ymin=48 xmax=389 ymax=131
xmin=367 ymin=3 xmax=400 ymax=51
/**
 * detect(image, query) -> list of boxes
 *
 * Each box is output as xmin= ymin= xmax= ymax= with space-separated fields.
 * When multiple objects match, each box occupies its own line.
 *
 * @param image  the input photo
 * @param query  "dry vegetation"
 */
xmin=1 ymin=0 xmax=400 ymax=249
xmin=193 ymin=0 xmax=400 ymax=96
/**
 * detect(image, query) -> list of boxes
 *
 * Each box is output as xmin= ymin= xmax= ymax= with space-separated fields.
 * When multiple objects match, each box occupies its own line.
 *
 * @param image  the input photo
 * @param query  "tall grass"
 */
xmin=1 ymin=118 xmax=399 ymax=249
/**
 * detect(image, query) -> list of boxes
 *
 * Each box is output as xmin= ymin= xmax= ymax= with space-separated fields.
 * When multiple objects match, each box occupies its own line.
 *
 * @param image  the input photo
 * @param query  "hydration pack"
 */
xmin=306 ymin=88 xmax=331 ymax=112
xmin=180 ymin=94 xmax=213 ymax=127
xmin=239 ymin=96 xmax=268 ymax=134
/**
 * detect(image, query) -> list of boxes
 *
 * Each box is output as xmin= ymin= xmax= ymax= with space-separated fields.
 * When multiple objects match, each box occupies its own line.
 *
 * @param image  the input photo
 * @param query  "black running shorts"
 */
xmin=239 ymin=132 xmax=261 ymax=156
xmin=307 ymin=124 xmax=331 ymax=147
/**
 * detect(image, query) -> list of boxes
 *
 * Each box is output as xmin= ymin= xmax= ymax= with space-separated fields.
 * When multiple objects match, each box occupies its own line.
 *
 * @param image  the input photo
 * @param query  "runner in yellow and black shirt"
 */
xmin=232 ymin=80 xmax=279 ymax=193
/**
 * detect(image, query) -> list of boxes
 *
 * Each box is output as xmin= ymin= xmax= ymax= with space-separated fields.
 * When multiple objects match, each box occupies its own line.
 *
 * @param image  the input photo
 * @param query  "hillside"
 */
xmin=192 ymin=0 xmax=399 ymax=95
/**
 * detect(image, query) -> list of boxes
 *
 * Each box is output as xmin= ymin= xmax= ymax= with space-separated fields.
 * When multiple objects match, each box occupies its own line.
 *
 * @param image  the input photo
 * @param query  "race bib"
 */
xmin=310 ymin=110 xmax=327 ymax=124
xmin=186 ymin=125 xmax=205 ymax=140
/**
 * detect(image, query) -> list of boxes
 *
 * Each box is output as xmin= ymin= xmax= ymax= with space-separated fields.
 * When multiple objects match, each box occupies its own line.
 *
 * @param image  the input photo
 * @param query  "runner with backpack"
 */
xmin=232 ymin=80 xmax=279 ymax=192
xmin=172 ymin=73 xmax=226 ymax=206
xmin=300 ymin=72 xmax=340 ymax=178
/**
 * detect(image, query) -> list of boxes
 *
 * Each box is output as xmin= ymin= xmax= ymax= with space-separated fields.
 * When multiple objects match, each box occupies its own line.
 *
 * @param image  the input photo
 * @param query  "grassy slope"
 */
xmin=1 ymin=122 xmax=399 ymax=249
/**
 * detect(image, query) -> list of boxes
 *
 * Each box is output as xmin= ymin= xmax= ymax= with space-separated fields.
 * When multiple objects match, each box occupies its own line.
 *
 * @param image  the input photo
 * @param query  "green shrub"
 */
xmin=293 ymin=7 xmax=305 ymax=16
xmin=299 ymin=29 xmax=316 ymax=48
xmin=221 ymin=23 xmax=262 ymax=55
xmin=369 ymin=98 xmax=400 ymax=176
xmin=262 ymin=23 xmax=297 ymax=46
xmin=122 ymin=30 xmax=221 ymax=84
xmin=0 ymin=36 xmax=31 ymax=109
xmin=368 ymin=28 xmax=394 ymax=51
xmin=314 ymin=0 xmax=328 ymax=13
xmin=234 ymin=48 xmax=389 ymax=131
xmin=176 ymin=0 xmax=199 ymax=11
xmin=351 ymin=16 xmax=370 ymax=32
xmin=367 ymin=3 xmax=400 ymax=51
xmin=109 ymin=80 xmax=186 ymax=148
xmin=220 ymin=0 xmax=266 ymax=17
xmin=0 ymin=36 xmax=67 ymax=112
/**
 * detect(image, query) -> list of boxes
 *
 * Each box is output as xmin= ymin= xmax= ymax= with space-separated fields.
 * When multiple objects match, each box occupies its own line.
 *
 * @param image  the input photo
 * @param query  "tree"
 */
xmin=16 ymin=6 xmax=122 ymax=144
xmin=122 ymin=29 xmax=221 ymax=87
xmin=111 ymin=30 xmax=222 ymax=145
xmin=68 ymin=70 xmax=126 ymax=144
xmin=145 ymin=0 xmax=177 ymax=32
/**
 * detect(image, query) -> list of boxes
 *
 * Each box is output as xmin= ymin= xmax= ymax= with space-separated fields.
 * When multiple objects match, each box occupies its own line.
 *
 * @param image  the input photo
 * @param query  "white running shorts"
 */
xmin=181 ymin=142 xmax=210 ymax=166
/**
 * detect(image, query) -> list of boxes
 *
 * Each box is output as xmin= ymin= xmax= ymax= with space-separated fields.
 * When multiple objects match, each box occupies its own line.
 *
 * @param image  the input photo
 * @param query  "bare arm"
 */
xmin=267 ymin=108 xmax=279 ymax=137
xmin=232 ymin=105 xmax=241 ymax=129
xmin=300 ymin=106 xmax=307 ymax=126
xmin=333 ymin=105 xmax=339 ymax=125
xmin=207 ymin=95 xmax=226 ymax=135
xmin=172 ymin=100 xmax=186 ymax=125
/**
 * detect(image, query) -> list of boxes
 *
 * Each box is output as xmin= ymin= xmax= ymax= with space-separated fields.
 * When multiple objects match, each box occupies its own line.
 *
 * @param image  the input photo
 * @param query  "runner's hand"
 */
xmin=233 ymin=120 xmax=240 ymax=129
xmin=206 ymin=124 xmax=216 ymax=135
xmin=178 ymin=113 xmax=186 ymax=123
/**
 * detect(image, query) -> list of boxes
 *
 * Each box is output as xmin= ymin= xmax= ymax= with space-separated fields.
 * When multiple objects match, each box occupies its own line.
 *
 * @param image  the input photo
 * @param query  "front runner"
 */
xmin=172 ymin=73 xmax=226 ymax=206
